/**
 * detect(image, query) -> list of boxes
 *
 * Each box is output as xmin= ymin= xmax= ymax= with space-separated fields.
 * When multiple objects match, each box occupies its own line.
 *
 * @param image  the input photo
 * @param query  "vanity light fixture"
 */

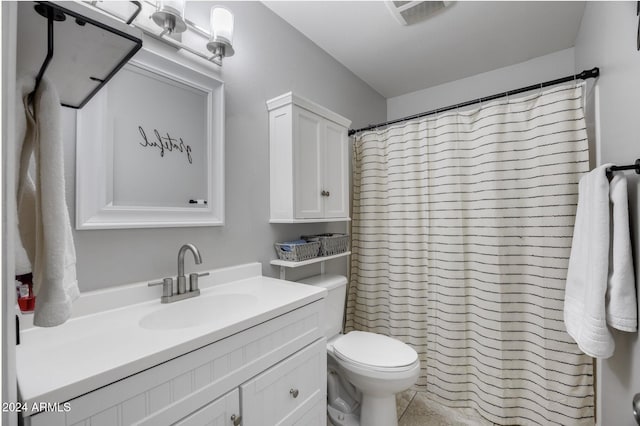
xmin=87 ymin=1 xmax=235 ymax=66
xmin=149 ymin=2 xmax=235 ymax=63
xmin=206 ymin=6 xmax=235 ymax=59
xmin=151 ymin=0 xmax=186 ymax=34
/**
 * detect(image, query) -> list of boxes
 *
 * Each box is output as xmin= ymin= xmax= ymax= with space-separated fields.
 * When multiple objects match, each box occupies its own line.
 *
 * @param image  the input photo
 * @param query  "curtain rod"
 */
xmin=348 ymin=67 xmax=600 ymax=136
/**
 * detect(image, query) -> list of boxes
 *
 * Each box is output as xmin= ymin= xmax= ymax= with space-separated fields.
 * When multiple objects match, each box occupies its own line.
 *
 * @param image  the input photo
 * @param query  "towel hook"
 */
xmin=27 ymin=5 xmax=66 ymax=109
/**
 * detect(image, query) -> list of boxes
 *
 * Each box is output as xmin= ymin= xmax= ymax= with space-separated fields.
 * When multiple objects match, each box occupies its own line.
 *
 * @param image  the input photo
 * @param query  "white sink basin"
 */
xmin=139 ymin=293 xmax=259 ymax=330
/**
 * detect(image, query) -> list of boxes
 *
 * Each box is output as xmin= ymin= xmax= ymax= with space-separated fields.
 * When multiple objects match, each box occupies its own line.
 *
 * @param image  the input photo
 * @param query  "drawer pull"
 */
xmin=231 ymin=414 xmax=242 ymax=426
xmin=290 ymin=388 xmax=299 ymax=398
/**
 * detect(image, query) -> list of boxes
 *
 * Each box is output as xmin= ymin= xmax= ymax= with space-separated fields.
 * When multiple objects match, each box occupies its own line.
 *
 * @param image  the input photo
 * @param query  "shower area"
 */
xmin=346 ymin=82 xmax=595 ymax=425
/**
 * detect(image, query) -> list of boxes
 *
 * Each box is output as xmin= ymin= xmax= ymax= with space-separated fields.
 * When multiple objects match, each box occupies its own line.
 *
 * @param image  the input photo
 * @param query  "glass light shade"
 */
xmin=152 ymin=0 xmax=186 ymax=33
xmin=209 ymin=6 xmax=234 ymax=46
xmin=158 ymin=0 xmax=185 ymax=18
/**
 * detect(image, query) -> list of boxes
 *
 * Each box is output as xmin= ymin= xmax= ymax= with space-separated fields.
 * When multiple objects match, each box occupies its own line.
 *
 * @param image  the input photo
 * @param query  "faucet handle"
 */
xmin=189 ymin=272 xmax=210 ymax=292
xmin=148 ymin=278 xmax=173 ymax=298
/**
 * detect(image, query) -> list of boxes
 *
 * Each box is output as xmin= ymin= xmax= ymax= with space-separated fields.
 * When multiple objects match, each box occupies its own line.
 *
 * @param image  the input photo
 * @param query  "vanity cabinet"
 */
xmin=267 ymin=92 xmax=352 ymax=223
xmin=24 ymin=301 xmax=326 ymax=426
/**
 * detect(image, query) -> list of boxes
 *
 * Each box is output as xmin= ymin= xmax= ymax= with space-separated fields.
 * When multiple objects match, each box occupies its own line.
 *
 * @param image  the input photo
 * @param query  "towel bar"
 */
xmin=606 ymin=159 xmax=640 ymax=178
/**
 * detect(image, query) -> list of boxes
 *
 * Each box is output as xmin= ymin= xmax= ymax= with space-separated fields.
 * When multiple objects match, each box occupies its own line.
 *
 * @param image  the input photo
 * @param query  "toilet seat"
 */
xmin=332 ymin=331 xmax=418 ymax=373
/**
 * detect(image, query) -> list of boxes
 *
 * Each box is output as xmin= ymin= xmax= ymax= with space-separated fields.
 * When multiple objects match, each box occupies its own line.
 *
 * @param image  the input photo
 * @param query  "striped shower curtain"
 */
xmin=346 ymin=84 xmax=594 ymax=425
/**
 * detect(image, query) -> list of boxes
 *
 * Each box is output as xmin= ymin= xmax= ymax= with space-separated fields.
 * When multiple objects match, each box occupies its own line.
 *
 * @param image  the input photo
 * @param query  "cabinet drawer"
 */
xmin=241 ymin=338 xmax=326 ymax=426
xmin=173 ymin=388 xmax=239 ymax=426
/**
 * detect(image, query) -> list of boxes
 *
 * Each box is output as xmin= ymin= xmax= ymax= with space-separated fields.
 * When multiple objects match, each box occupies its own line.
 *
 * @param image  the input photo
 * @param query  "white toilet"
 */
xmin=298 ymin=274 xmax=420 ymax=426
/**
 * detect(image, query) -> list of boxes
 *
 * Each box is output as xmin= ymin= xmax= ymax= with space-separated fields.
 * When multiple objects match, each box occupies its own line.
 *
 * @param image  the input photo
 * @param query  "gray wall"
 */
xmin=574 ymin=2 xmax=640 ymax=425
xmin=387 ymin=48 xmax=575 ymax=120
xmin=64 ymin=1 xmax=385 ymax=291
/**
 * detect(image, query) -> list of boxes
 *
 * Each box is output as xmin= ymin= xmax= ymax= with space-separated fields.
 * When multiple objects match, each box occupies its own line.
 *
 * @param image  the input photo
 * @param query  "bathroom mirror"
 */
xmin=76 ymin=48 xmax=224 ymax=229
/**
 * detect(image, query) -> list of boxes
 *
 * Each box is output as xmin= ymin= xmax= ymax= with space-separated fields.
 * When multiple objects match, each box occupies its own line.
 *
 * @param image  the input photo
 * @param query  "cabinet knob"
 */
xmin=320 ymin=190 xmax=330 ymax=197
xmin=290 ymin=388 xmax=299 ymax=398
xmin=231 ymin=414 xmax=242 ymax=426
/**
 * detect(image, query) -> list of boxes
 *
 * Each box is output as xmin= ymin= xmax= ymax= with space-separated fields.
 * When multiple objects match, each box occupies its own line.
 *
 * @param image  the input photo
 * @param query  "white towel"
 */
xmin=606 ymin=174 xmax=637 ymax=332
xmin=564 ymin=164 xmax=637 ymax=359
xmin=16 ymin=77 xmax=79 ymax=327
xmin=14 ymin=78 xmax=35 ymax=276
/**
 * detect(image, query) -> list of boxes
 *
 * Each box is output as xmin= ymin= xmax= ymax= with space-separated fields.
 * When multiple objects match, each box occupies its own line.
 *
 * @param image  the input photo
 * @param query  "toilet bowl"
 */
xmin=297 ymin=275 xmax=420 ymax=426
xmin=328 ymin=331 xmax=420 ymax=426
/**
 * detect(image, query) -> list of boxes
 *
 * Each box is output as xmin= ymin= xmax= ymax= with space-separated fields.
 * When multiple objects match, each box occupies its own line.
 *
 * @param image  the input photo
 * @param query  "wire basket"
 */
xmin=302 ymin=233 xmax=350 ymax=256
xmin=274 ymin=241 xmax=321 ymax=262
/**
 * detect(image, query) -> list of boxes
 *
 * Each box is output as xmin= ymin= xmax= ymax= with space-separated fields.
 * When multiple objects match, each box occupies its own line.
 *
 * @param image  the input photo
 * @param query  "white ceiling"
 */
xmin=263 ymin=1 xmax=586 ymax=99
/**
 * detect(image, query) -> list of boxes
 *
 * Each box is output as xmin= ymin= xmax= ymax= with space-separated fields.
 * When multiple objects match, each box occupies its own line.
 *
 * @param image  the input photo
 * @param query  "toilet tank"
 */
xmin=297 ymin=274 xmax=347 ymax=339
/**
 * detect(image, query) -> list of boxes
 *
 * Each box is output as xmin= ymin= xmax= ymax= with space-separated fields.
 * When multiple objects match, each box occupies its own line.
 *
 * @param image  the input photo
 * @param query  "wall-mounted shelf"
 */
xmin=271 ymin=251 xmax=351 ymax=279
xmin=270 ymin=218 xmax=352 ymax=224
xmin=17 ymin=1 xmax=143 ymax=109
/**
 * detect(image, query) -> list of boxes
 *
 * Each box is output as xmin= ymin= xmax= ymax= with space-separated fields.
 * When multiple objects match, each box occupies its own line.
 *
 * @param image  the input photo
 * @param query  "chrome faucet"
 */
xmin=177 ymin=243 xmax=202 ymax=295
xmin=148 ymin=244 xmax=209 ymax=303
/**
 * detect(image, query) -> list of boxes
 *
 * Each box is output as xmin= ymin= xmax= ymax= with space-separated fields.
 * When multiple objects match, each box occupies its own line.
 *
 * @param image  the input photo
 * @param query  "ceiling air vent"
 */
xmin=385 ymin=1 xmax=453 ymax=26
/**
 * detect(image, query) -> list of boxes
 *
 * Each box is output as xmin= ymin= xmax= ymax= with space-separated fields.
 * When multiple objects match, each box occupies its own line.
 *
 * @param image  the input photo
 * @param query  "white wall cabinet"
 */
xmin=24 ymin=301 xmax=326 ymax=426
xmin=267 ymin=92 xmax=351 ymax=223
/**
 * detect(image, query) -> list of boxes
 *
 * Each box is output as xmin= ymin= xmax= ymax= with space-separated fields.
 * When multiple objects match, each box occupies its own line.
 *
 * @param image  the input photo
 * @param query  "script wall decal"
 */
xmin=138 ymin=126 xmax=193 ymax=164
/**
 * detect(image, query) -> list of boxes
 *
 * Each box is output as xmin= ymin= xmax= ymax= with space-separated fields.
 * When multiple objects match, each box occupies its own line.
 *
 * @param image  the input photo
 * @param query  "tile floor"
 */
xmin=396 ymin=391 xmax=493 ymax=426
xmin=328 ymin=390 xmax=493 ymax=426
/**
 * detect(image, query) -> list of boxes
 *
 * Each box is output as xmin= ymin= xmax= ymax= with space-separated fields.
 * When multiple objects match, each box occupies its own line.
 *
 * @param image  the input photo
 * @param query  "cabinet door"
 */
xmin=240 ymin=339 xmax=326 ymax=426
xmin=292 ymin=398 xmax=326 ymax=426
xmin=293 ymin=108 xmax=323 ymax=219
xmin=322 ymin=121 xmax=349 ymax=218
xmin=173 ymin=389 xmax=240 ymax=426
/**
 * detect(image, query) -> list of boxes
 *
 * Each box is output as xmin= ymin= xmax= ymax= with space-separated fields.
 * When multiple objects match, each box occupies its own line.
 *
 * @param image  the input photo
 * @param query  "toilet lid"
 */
xmin=333 ymin=331 xmax=418 ymax=369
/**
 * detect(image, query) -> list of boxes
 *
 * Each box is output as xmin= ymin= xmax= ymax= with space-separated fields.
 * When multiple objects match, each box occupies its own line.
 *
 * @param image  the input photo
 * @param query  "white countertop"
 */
xmin=16 ymin=266 xmax=326 ymax=413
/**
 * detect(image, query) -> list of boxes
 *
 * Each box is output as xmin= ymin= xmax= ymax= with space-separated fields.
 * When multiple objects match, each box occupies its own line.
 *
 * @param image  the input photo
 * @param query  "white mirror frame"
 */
xmin=76 ymin=48 xmax=224 ymax=229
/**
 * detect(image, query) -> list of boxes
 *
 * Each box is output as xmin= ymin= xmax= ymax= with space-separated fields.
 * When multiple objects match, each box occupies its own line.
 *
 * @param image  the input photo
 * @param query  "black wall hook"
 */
xmin=27 ymin=4 xmax=61 ymax=108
